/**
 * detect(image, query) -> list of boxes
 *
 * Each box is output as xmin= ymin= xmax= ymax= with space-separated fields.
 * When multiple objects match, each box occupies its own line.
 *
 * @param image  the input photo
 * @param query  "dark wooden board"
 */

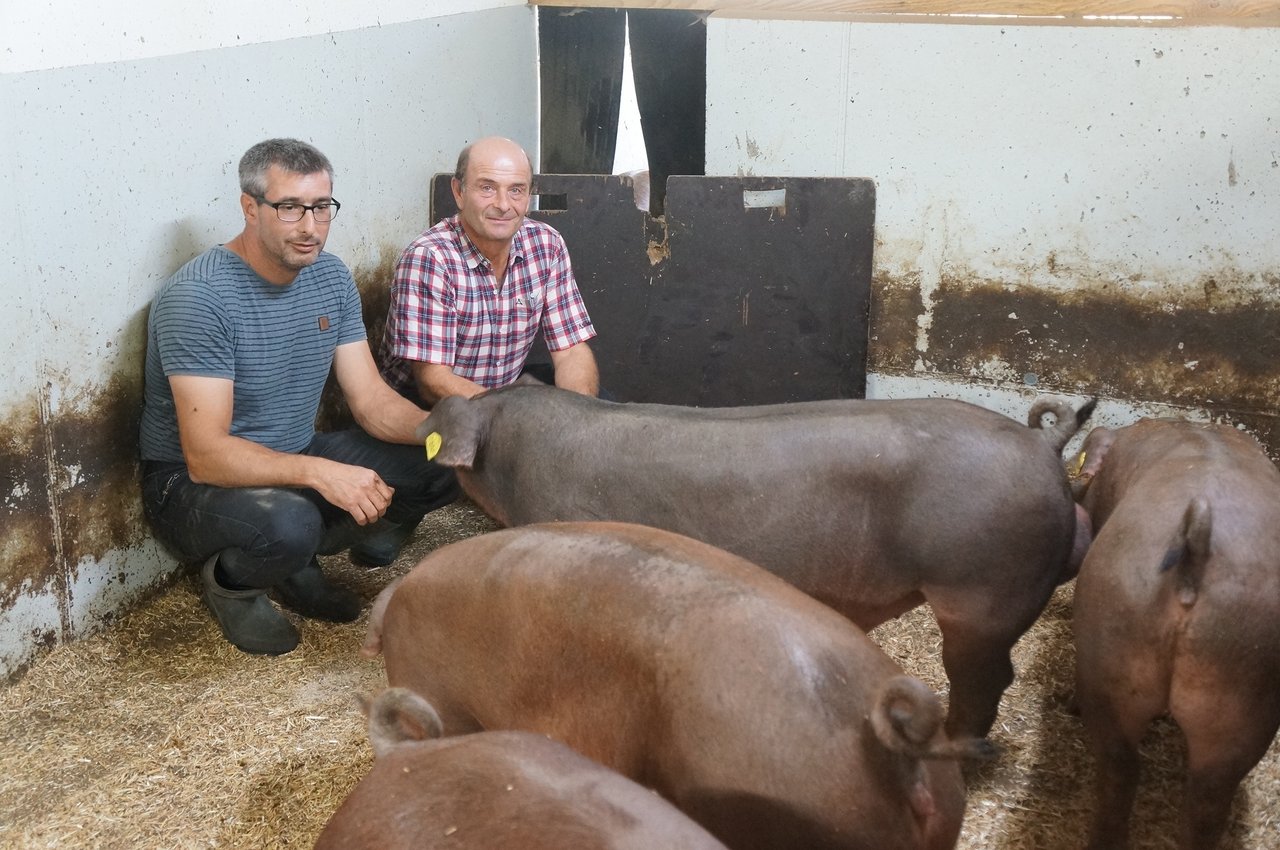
xmin=430 ymin=173 xmax=874 ymax=405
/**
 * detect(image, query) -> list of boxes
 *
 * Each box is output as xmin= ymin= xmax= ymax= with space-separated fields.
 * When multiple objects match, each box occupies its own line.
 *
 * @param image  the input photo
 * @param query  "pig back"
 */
xmin=444 ymin=388 xmax=1077 ymax=623
xmin=376 ymin=521 xmax=970 ymax=850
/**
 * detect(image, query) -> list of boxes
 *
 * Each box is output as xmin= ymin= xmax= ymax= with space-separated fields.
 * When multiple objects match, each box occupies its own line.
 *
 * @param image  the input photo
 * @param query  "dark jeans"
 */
xmin=142 ymin=429 xmax=459 ymax=589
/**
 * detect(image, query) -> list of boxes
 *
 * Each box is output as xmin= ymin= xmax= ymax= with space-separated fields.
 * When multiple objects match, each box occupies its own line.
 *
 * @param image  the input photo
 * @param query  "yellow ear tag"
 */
xmin=425 ymin=432 xmax=442 ymax=461
xmin=1067 ymin=450 xmax=1087 ymax=478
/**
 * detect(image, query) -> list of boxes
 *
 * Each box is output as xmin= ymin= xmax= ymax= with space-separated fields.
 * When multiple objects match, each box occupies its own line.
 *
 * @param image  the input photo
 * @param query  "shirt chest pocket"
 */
xmin=502 ymin=295 xmax=539 ymax=338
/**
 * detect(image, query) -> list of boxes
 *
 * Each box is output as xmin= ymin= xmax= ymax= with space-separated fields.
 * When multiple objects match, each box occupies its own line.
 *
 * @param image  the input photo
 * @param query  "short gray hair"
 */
xmin=238 ymin=138 xmax=334 ymax=197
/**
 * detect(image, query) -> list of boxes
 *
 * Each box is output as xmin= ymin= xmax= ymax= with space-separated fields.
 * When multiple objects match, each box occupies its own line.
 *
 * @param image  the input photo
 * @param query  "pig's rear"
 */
xmin=1072 ymin=419 xmax=1280 ymax=849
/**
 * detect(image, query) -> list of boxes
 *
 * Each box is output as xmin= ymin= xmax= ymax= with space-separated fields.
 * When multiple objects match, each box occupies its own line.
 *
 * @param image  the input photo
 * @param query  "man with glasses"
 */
xmin=379 ymin=136 xmax=599 ymax=404
xmin=140 ymin=138 xmax=458 ymax=655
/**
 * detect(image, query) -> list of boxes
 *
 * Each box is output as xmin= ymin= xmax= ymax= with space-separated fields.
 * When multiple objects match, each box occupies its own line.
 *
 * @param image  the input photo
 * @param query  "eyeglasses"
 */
xmin=254 ymin=196 xmax=341 ymax=222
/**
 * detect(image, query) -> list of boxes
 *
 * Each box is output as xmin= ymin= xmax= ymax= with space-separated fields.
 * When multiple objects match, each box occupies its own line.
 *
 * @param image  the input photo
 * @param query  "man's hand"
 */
xmin=312 ymin=458 xmax=395 ymax=525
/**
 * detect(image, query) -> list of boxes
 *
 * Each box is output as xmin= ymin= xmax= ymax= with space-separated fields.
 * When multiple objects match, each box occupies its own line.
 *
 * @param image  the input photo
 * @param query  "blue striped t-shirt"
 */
xmin=140 ymin=245 xmax=365 ymax=462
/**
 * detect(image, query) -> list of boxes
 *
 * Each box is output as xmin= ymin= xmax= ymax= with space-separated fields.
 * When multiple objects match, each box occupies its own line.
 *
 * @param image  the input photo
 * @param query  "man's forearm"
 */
xmin=414 ymin=363 xmax=486 ymax=406
xmin=184 ymin=434 xmax=332 ymax=490
xmin=551 ymin=344 xmax=599 ymax=397
xmin=351 ymin=385 xmax=432 ymax=445
xmin=184 ymin=432 xmax=393 ymax=525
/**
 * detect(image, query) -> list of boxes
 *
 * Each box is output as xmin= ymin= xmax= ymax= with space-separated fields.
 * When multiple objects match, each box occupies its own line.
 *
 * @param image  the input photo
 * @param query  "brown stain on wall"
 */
xmin=315 ymin=242 xmax=404 ymax=432
xmin=0 ymin=370 xmax=150 ymax=640
xmin=869 ymin=270 xmax=1280 ymax=453
xmin=0 ymin=401 xmax=58 ymax=599
xmin=867 ymin=271 xmax=924 ymax=369
xmin=49 ymin=371 xmax=150 ymax=566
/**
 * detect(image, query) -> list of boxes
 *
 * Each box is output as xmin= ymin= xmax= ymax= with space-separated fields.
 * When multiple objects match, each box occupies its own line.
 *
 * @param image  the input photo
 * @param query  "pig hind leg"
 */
xmin=1081 ymin=706 xmax=1151 ymax=850
xmin=932 ymin=586 xmax=1057 ymax=739
xmin=932 ymin=617 xmax=1015 ymax=740
xmin=1077 ymin=657 xmax=1169 ymax=850
xmin=931 ymin=571 xmax=1062 ymax=739
xmin=1173 ymin=672 xmax=1280 ymax=850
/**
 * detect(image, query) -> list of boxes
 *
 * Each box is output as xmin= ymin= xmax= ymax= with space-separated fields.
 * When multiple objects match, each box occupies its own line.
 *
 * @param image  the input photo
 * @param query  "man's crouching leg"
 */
xmin=205 ymin=490 xmax=364 ymax=651
xmin=143 ymin=465 xmax=361 ymax=655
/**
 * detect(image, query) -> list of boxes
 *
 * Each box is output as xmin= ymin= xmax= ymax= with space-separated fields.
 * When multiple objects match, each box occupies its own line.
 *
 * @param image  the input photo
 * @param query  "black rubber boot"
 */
xmin=201 ymin=553 xmax=299 ymax=655
xmin=273 ymin=559 xmax=362 ymax=623
xmin=349 ymin=518 xmax=421 ymax=568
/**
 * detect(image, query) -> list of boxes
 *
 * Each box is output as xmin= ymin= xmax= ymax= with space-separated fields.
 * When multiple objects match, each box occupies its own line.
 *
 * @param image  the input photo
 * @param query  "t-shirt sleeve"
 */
xmin=335 ymin=266 xmax=367 ymax=347
xmin=151 ymin=279 xmax=236 ymax=379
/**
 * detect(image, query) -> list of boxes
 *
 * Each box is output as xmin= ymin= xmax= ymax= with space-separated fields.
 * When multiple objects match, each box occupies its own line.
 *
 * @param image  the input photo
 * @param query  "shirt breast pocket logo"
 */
xmin=509 ymin=297 xmax=537 ymax=337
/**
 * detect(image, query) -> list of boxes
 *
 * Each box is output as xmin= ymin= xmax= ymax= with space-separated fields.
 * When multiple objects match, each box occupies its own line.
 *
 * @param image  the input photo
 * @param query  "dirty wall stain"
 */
xmin=0 ymin=400 xmax=58 ymax=601
xmin=49 ymin=371 xmax=149 ymax=565
xmin=0 ymin=370 xmax=149 ymax=615
xmin=870 ymin=272 xmax=1280 ymax=451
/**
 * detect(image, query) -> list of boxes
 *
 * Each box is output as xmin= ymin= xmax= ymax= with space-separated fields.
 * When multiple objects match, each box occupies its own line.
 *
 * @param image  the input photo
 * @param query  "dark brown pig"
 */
xmin=363 ymin=521 xmax=993 ymax=850
xmin=416 ymin=383 xmax=1094 ymax=738
xmin=314 ymin=687 xmax=729 ymax=850
xmin=1069 ymin=418 xmax=1280 ymax=850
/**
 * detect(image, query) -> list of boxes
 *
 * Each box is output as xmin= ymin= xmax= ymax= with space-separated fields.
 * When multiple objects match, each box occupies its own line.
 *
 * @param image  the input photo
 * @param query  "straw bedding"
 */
xmin=3 ymin=499 xmax=1278 ymax=849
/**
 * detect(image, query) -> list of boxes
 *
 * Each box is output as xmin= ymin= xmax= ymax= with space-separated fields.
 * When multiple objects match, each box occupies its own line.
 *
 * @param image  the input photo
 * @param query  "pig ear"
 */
xmin=367 ymin=688 xmax=444 ymax=757
xmin=1068 ymin=427 xmax=1114 ymax=498
xmin=421 ymin=397 xmax=482 ymax=469
xmin=433 ymin=430 xmax=478 ymax=468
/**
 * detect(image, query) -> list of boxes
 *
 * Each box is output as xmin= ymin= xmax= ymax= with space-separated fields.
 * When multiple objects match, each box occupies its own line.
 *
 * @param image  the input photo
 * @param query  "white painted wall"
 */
xmin=0 ymin=0 xmax=536 ymax=677
xmin=0 ymin=0 xmax=523 ymax=73
xmin=706 ymin=17 xmax=1279 ymax=406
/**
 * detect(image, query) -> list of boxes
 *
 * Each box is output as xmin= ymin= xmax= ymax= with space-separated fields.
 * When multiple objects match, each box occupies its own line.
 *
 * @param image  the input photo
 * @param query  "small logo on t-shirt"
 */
xmin=318 ymin=316 xmax=330 ymax=331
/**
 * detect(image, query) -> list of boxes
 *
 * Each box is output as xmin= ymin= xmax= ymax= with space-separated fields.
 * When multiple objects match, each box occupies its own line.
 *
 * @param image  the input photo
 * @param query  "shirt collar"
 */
xmin=450 ymin=215 xmax=528 ymax=271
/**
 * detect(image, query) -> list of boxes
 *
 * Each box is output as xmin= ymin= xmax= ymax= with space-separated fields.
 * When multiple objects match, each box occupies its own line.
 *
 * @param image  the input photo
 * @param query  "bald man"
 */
xmin=379 ymin=136 xmax=599 ymax=404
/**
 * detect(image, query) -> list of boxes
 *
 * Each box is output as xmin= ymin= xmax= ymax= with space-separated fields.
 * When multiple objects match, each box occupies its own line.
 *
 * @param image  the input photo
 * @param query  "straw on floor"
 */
xmin=2 ymin=500 xmax=1277 ymax=849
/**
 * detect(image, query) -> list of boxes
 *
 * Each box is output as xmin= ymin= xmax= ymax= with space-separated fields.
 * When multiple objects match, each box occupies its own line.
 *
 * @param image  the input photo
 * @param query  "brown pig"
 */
xmin=314 ymin=687 xmax=729 ymax=850
xmin=1069 ymin=418 xmax=1280 ymax=850
xmin=363 ymin=521 xmax=993 ymax=850
xmin=416 ymin=383 xmax=1095 ymax=738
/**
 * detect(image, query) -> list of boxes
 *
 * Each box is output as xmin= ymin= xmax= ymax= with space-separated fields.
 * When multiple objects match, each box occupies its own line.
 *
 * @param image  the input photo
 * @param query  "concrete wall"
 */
xmin=0 ymin=0 xmax=536 ymax=679
xmin=706 ymin=17 xmax=1279 ymax=439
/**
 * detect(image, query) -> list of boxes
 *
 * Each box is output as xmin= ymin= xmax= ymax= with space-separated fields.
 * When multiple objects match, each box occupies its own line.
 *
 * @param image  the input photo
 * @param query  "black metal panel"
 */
xmin=536 ymin=8 xmax=626 ymax=174
xmin=627 ymin=10 xmax=707 ymax=216
xmin=429 ymin=174 xmax=874 ymax=406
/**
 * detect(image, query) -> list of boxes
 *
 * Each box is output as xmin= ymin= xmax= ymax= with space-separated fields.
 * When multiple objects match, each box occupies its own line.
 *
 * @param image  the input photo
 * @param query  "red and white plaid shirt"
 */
xmin=380 ymin=215 xmax=596 ymax=396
